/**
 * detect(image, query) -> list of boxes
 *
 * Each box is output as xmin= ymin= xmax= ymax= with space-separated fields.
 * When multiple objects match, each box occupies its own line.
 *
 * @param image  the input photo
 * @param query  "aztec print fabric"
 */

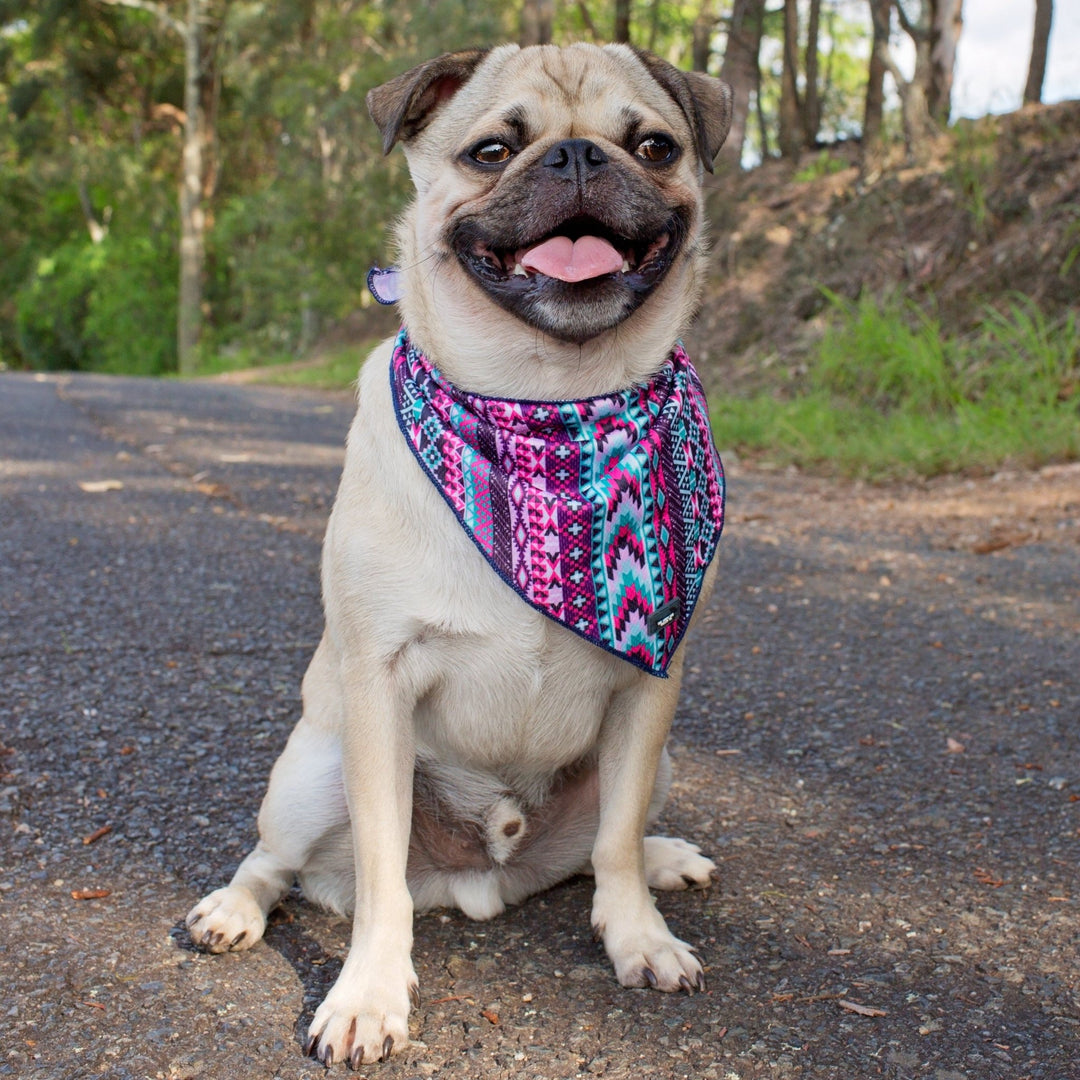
xmin=389 ymin=329 xmax=725 ymax=677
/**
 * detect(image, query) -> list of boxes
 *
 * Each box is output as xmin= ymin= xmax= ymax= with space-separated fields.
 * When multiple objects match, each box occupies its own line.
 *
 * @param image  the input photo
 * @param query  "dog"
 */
xmin=186 ymin=43 xmax=732 ymax=1068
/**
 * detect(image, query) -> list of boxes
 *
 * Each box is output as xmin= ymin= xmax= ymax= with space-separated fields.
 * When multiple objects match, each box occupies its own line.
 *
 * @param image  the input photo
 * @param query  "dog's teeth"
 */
xmin=621 ymin=259 xmax=631 ymax=273
xmin=512 ymin=262 xmax=529 ymax=277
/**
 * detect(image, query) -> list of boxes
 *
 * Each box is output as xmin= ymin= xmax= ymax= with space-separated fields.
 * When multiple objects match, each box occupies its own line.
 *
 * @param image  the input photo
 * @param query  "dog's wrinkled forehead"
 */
xmin=447 ymin=45 xmax=685 ymax=149
xmin=368 ymin=43 xmax=732 ymax=177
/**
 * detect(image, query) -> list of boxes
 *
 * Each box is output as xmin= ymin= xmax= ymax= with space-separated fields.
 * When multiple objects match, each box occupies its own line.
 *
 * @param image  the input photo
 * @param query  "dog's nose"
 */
xmin=542 ymin=139 xmax=608 ymax=179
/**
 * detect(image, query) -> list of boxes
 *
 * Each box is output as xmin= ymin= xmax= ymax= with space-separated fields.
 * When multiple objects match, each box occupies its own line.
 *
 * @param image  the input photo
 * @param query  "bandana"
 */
xmin=389 ymin=330 xmax=725 ymax=677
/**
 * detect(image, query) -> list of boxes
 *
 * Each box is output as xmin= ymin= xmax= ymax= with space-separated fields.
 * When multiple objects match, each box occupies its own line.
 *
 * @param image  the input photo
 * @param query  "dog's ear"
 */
xmin=367 ymin=49 xmax=490 ymax=155
xmin=632 ymin=50 xmax=733 ymax=173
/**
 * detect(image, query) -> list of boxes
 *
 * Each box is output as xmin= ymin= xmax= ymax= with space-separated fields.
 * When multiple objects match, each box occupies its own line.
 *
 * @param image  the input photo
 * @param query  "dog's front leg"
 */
xmin=305 ymin=665 xmax=418 ymax=1068
xmin=590 ymin=655 xmax=704 ymax=993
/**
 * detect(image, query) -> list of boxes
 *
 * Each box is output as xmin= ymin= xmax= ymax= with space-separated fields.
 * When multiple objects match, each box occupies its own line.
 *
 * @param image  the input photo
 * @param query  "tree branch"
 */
xmin=96 ymin=0 xmax=188 ymax=41
xmin=894 ymin=0 xmax=925 ymax=43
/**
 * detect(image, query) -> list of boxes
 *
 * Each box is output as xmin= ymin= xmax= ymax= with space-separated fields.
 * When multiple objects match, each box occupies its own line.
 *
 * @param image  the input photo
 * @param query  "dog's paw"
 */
xmin=601 ymin=919 xmax=705 ymax=993
xmin=643 ymin=836 xmax=717 ymax=891
xmin=305 ymin=963 xmax=418 ymax=1067
xmin=185 ymin=886 xmax=266 ymax=954
xmin=592 ymin=889 xmax=706 ymax=994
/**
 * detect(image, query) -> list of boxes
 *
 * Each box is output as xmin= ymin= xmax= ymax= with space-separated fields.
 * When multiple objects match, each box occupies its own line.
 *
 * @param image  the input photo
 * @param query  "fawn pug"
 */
xmin=187 ymin=43 xmax=731 ymax=1068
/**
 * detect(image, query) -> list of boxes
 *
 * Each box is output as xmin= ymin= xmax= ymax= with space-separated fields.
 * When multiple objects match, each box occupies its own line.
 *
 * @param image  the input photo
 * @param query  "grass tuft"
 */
xmin=711 ymin=292 xmax=1080 ymax=481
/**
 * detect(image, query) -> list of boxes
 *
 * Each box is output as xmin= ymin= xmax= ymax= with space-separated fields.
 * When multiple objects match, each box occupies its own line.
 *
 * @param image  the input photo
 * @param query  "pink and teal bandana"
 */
xmin=389 ymin=329 xmax=725 ymax=676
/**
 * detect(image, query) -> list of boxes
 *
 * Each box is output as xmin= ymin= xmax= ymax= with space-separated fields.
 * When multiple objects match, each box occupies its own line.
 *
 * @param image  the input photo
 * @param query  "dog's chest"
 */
xmin=324 ymin=370 xmax=643 ymax=771
xmin=382 ymin=511 xmax=638 ymax=770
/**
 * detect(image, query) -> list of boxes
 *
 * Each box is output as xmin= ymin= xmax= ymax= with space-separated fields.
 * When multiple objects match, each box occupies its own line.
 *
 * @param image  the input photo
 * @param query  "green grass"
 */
xmin=254 ymin=344 xmax=372 ymax=390
xmin=711 ymin=292 xmax=1080 ymax=480
xmin=190 ymin=341 xmax=374 ymax=390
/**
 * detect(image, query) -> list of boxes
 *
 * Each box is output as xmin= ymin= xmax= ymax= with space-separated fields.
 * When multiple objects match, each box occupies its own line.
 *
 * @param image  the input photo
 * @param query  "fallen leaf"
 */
xmin=71 ymin=888 xmax=111 ymax=900
xmin=838 ymin=999 xmax=887 ymax=1017
xmin=78 ymin=480 xmax=124 ymax=493
xmin=946 ymin=737 xmax=965 ymax=754
xmin=480 ymin=1009 xmax=500 ymax=1025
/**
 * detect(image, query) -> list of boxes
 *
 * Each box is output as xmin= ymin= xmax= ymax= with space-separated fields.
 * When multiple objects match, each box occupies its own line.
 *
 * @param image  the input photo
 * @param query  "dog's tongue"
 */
xmin=519 ymin=235 xmax=623 ymax=283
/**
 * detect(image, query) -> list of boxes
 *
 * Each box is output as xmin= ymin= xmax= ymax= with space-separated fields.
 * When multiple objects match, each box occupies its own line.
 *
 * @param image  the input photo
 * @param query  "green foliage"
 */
xmin=14 ymin=243 xmax=105 ymax=370
xmin=948 ymin=119 xmax=999 ymax=239
xmin=794 ymin=151 xmax=851 ymax=183
xmin=710 ymin=293 xmax=1080 ymax=480
xmin=14 ymin=225 xmax=178 ymax=375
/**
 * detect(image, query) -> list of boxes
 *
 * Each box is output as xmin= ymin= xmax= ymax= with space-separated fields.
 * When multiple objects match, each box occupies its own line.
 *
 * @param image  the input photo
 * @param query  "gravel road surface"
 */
xmin=2 ymin=371 xmax=1078 ymax=1080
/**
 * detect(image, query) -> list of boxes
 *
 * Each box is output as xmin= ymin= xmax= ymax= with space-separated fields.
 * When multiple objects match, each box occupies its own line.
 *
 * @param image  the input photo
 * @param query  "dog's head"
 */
xmin=368 ymin=44 xmax=732 ymax=395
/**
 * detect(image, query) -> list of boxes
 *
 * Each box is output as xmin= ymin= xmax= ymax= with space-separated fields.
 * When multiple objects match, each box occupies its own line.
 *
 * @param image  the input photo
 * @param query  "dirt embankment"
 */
xmin=690 ymin=99 xmax=1080 ymax=395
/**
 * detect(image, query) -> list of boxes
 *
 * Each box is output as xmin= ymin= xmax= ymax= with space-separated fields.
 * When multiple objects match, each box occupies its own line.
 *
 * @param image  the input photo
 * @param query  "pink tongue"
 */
xmin=519 ymin=235 xmax=623 ymax=282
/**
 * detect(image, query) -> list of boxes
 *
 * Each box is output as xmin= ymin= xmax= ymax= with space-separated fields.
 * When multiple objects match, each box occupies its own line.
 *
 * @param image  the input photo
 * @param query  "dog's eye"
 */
xmin=635 ymin=135 xmax=678 ymax=165
xmin=469 ymin=140 xmax=514 ymax=166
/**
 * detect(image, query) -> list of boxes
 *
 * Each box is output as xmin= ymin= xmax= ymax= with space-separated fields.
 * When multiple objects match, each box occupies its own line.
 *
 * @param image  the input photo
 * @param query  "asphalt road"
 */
xmin=2 ymin=370 xmax=1078 ymax=1080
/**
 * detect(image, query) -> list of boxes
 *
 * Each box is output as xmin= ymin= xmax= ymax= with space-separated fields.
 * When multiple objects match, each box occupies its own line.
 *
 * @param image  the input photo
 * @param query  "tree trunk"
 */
xmin=177 ymin=0 xmax=206 ymax=377
xmin=754 ymin=0 xmax=770 ymax=160
xmin=1024 ymin=0 xmax=1053 ymax=104
xmin=778 ymin=0 xmax=802 ymax=159
xmin=521 ymin=0 xmax=554 ymax=47
xmin=875 ymin=0 xmax=938 ymax=163
xmin=718 ymin=0 xmax=764 ymax=167
xmin=928 ymin=0 xmax=963 ymax=123
xmin=863 ymin=0 xmax=892 ymax=160
xmin=647 ymin=0 xmax=662 ymax=51
xmin=802 ymin=0 xmax=822 ymax=146
xmin=691 ymin=0 xmax=716 ymax=73
xmin=613 ymin=0 xmax=631 ymax=43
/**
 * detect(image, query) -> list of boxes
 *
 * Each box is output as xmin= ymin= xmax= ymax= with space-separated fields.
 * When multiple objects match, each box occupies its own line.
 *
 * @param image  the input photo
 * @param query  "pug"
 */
xmin=186 ymin=43 xmax=732 ymax=1068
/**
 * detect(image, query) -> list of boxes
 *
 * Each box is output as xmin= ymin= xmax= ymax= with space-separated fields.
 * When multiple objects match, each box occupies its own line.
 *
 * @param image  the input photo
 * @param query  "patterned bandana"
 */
xmin=389 ymin=329 xmax=725 ymax=677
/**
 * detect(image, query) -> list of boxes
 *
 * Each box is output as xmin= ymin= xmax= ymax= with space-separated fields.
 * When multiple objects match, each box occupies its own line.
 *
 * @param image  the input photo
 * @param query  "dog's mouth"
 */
xmin=463 ymin=216 xmax=680 ymax=288
xmin=450 ymin=212 xmax=688 ymax=343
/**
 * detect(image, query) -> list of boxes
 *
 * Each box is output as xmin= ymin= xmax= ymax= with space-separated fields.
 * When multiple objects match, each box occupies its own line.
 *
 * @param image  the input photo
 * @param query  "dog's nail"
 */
xmin=304 ymin=1031 xmax=318 ymax=1057
xmin=409 ymin=983 xmax=421 ymax=1010
xmin=679 ymin=974 xmax=694 ymax=994
xmin=230 ymin=931 xmax=247 ymax=947
xmin=681 ymin=873 xmax=698 ymax=888
xmin=350 ymin=1045 xmax=365 ymax=1070
xmin=643 ymin=967 xmax=658 ymax=989
xmin=697 ymin=971 xmax=707 ymax=992
xmin=324 ymin=1045 xmax=334 ymax=1067
xmin=381 ymin=1035 xmax=394 ymax=1061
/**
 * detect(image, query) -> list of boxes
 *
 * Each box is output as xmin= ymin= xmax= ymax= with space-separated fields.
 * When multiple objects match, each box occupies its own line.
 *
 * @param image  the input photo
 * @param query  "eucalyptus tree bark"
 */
xmin=863 ymin=0 xmax=893 ymax=159
xmin=1024 ymin=0 xmax=1054 ymax=104
xmin=614 ymin=0 xmax=631 ymax=43
xmin=778 ymin=0 xmax=803 ymax=159
xmin=874 ymin=0 xmax=938 ymax=163
xmin=177 ymin=0 xmax=207 ymax=377
xmin=691 ymin=0 xmax=717 ymax=73
xmin=96 ymin=0 xmax=211 ymax=377
xmin=717 ymin=0 xmax=765 ymax=167
xmin=928 ymin=0 xmax=963 ymax=123
xmin=803 ymin=0 xmax=822 ymax=146
xmin=520 ymin=0 xmax=554 ymax=46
